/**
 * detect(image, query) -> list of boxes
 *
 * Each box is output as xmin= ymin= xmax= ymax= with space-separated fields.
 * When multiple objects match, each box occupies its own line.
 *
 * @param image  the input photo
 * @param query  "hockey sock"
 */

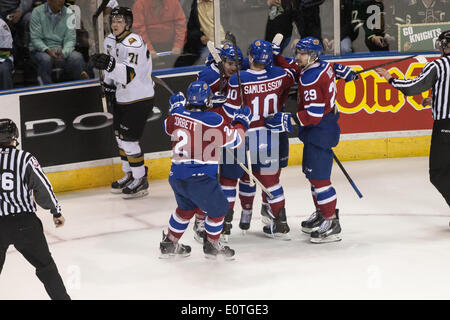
xmin=195 ymin=209 xmax=206 ymax=221
xmin=168 ymin=209 xmax=196 ymax=242
xmin=255 ymin=170 xmax=284 ymax=217
xmin=311 ymin=184 xmax=319 ymax=209
xmin=310 ymin=179 xmax=337 ymax=219
xmin=239 ymin=174 xmax=256 ymax=210
xmin=205 ymin=216 xmax=224 ymax=242
xmin=220 ymin=176 xmax=238 ymax=210
xmin=115 ymin=137 xmax=131 ymax=173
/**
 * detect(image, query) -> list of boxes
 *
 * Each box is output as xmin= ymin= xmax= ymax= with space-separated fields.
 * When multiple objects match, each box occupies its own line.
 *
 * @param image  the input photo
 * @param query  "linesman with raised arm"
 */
xmin=377 ymin=30 xmax=450 ymax=209
xmin=0 ymin=119 xmax=70 ymax=300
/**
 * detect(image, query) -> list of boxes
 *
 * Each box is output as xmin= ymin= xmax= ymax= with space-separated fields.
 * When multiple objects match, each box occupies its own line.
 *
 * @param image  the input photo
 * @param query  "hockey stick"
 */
xmin=355 ymin=54 xmax=428 ymax=75
xmin=206 ymin=41 xmax=227 ymax=93
xmin=152 ymin=75 xmax=174 ymax=95
xmin=333 ymin=151 xmax=363 ymax=199
xmin=92 ymin=0 xmax=110 ymax=113
xmin=225 ymin=32 xmax=256 ymax=187
xmin=206 ymin=40 xmax=273 ymax=198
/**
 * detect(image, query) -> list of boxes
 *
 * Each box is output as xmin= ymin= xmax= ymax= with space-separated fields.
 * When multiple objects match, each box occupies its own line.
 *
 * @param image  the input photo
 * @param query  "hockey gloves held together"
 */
xmin=232 ymin=105 xmax=252 ymax=131
xmin=265 ymin=112 xmax=293 ymax=133
xmin=91 ymin=53 xmax=116 ymax=72
xmin=169 ymin=92 xmax=187 ymax=113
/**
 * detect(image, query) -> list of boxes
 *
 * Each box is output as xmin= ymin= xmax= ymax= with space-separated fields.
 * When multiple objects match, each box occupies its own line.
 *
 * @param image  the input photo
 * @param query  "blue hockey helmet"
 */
xmin=296 ymin=37 xmax=323 ymax=58
xmin=220 ymin=43 xmax=243 ymax=65
xmin=248 ymin=40 xmax=273 ymax=65
xmin=186 ymin=81 xmax=211 ymax=107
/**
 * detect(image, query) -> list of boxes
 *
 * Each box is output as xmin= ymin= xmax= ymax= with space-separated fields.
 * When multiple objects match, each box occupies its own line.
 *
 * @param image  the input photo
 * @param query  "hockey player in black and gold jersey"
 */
xmin=91 ymin=7 xmax=154 ymax=199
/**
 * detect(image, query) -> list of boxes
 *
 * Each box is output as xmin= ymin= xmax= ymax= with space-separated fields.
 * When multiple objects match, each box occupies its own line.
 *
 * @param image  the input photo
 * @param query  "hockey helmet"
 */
xmin=186 ymin=81 xmax=211 ymax=108
xmin=110 ymin=7 xmax=133 ymax=30
xmin=0 ymin=119 xmax=19 ymax=145
xmin=220 ymin=43 xmax=243 ymax=65
xmin=248 ymin=40 xmax=273 ymax=66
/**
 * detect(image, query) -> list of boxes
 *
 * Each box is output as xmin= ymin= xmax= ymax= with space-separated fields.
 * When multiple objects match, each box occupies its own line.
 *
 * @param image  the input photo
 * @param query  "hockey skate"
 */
xmin=203 ymin=235 xmax=235 ymax=260
xmin=260 ymin=202 xmax=274 ymax=226
xmin=159 ymin=231 xmax=192 ymax=258
xmin=239 ymin=209 xmax=252 ymax=234
xmin=122 ymin=167 xmax=149 ymax=199
xmin=220 ymin=209 xmax=234 ymax=243
xmin=310 ymin=209 xmax=342 ymax=243
xmin=193 ymin=217 xmax=206 ymax=244
xmin=301 ymin=209 xmax=325 ymax=234
xmin=262 ymin=208 xmax=291 ymax=240
xmin=110 ymin=171 xmax=133 ymax=194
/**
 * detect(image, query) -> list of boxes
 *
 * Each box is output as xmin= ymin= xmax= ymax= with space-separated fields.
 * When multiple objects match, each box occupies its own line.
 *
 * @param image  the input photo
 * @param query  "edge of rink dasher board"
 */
xmin=41 ymin=130 xmax=431 ymax=174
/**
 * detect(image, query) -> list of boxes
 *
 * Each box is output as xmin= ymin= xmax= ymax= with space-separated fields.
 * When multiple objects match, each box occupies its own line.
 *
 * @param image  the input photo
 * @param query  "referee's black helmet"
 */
xmin=436 ymin=30 xmax=450 ymax=54
xmin=0 ymin=118 xmax=19 ymax=145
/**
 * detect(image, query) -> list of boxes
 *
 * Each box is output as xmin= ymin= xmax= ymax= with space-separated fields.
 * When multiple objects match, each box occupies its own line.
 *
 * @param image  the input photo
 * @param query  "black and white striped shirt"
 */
xmin=390 ymin=56 xmax=450 ymax=121
xmin=0 ymin=147 xmax=61 ymax=217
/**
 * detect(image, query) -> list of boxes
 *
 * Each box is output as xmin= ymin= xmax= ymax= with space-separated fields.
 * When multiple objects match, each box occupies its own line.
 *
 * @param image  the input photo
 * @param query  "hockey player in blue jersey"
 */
xmin=267 ymin=37 xmax=357 ymax=243
xmin=223 ymin=40 xmax=295 ymax=240
xmin=160 ymin=81 xmax=252 ymax=259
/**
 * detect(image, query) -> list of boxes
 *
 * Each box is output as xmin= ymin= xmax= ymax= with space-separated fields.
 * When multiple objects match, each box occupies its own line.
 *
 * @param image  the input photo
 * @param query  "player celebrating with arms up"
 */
xmin=91 ymin=7 xmax=154 ymax=199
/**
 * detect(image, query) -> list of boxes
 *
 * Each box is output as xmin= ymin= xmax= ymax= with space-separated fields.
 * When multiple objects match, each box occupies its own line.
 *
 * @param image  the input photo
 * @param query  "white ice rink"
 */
xmin=0 ymin=157 xmax=449 ymax=300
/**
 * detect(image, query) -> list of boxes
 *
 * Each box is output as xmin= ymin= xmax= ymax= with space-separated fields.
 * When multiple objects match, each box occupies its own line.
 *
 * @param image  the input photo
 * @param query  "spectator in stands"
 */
xmin=132 ymin=0 xmax=187 ymax=62
xmin=0 ymin=17 xmax=14 ymax=90
xmin=321 ymin=0 xmax=358 ymax=54
xmin=174 ymin=0 xmax=225 ymax=67
xmin=353 ymin=0 xmax=391 ymax=51
xmin=402 ymin=0 xmax=448 ymax=24
xmin=264 ymin=0 xmax=324 ymax=55
xmin=0 ymin=0 xmax=34 ymax=67
xmin=29 ymin=0 xmax=88 ymax=84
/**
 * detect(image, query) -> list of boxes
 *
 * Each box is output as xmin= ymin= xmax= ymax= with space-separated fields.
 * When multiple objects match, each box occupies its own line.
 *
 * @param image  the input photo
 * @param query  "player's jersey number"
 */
xmin=250 ymin=93 xmax=278 ymax=122
xmin=174 ymin=130 xmax=189 ymax=158
xmin=0 ymin=172 xmax=15 ymax=191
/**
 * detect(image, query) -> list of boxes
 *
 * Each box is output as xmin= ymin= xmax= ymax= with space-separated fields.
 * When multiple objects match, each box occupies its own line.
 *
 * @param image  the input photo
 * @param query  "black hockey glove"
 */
xmin=101 ymin=81 xmax=116 ymax=107
xmin=91 ymin=53 xmax=116 ymax=72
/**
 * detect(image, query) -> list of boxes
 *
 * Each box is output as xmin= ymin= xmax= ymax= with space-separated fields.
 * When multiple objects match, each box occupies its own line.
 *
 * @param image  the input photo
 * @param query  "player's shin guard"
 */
xmin=310 ymin=180 xmax=337 ymax=219
xmin=220 ymin=177 xmax=238 ymax=210
xmin=204 ymin=216 xmax=235 ymax=260
xmin=239 ymin=177 xmax=256 ymax=211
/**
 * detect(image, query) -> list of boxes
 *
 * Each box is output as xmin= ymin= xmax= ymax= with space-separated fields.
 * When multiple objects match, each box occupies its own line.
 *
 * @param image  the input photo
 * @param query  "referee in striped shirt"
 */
xmin=377 ymin=30 xmax=450 ymax=208
xmin=0 ymin=119 xmax=70 ymax=300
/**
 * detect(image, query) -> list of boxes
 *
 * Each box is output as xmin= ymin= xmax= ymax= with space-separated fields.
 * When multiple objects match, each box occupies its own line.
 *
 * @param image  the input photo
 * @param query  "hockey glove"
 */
xmin=211 ymin=93 xmax=227 ymax=108
xmin=169 ymin=92 xmax=186 ymax=113
xmin=333 ymin=63 xmax=358 ymax=82
xmin=91 ymin=53 xmax=116 ymax=72
xmin=265 ymin=112 xmax=293 ymax=133
xmin=272 ymin=43 xmax=281 ymax=56
xmin=232 ymin=105 xmax=252 ymax=131
xmin=101 ymin=81 xmax=116 ymax=107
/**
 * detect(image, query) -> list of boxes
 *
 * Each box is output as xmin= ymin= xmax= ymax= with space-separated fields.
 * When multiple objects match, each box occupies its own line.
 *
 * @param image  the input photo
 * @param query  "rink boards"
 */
xmin=0 ymin=52 xmax=439 ymax=193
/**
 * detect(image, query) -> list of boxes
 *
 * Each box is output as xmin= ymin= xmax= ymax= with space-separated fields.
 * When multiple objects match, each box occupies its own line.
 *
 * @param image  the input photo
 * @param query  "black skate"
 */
xmin=110 ymin=172 xmax=133 ymax=194
xmin=239 ymin=209 xmax=252 ymax=234
xmin=262 ymin=208 xmax=291 ymax=240
xmin=203 ymin=236 xmax=235 ymax=260
xmin=193 ymin=217 xmax=205 ymax=244
xmin=310 ymin=209 xmax=342 ymax=243
xmin=301 ymin=209 xmax=325 ymax=234
xmin=260 ymin=202 xmax=274 ymax=226
xmin=122 ymin=167 xmax=149 ymax=199
xmin=159 ymin=231 xmax=191 ymax=258
xmin=220 ymin=209 xmax=234 ymax=243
